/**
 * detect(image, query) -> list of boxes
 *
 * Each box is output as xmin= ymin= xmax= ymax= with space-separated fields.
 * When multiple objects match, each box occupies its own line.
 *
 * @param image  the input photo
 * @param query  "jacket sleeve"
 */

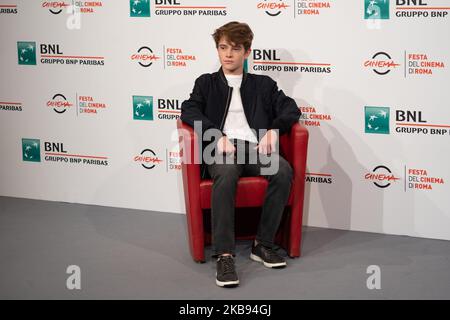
xmin=267 ymin=79 xmax=302 ymax=135
xmin=180 ymin=75 xmax=222 ymax=137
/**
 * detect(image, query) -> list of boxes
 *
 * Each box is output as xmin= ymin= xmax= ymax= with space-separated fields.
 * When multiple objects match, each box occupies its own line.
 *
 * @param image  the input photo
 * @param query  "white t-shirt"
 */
xmin=222 ymin=74 xmax=258 ymax=143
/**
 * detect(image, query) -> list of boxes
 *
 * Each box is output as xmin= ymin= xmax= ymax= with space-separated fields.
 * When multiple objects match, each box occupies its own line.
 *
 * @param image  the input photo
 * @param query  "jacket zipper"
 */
xmin=219 ymin=86 xmax=233 ymax=131
xmin=201 ymin=86 xmax=233 ymax=179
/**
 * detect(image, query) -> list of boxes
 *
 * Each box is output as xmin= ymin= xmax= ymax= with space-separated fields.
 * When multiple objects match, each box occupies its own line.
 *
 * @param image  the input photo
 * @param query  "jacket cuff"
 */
xmin=269 ymin=120 xmax=285 ymax=135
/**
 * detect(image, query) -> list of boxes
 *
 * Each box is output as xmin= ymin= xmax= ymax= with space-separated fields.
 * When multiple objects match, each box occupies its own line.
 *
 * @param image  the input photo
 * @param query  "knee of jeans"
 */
xmin=213 ymin=165 xmax=241 ymax=182
xmin=274 ymin=161 xmax=293 ymax=182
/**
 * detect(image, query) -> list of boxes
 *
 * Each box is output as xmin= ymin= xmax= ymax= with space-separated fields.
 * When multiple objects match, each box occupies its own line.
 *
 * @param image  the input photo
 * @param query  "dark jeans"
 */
xmin=206 ymin=138 xmax=293 ymax=257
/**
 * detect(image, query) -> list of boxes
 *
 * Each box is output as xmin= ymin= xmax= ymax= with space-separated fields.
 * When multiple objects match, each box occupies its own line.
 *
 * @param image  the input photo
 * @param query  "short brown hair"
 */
xmin=212 ymin=21 xmax=253 ymax=52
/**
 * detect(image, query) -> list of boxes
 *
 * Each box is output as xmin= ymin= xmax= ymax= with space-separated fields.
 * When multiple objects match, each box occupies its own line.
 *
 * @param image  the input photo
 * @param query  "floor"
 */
xmin=1 ymin=196 xmax=449 ymax=299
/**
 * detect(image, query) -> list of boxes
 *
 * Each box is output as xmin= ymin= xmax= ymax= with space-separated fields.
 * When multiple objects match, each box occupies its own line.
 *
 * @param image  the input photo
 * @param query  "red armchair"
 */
xmin=177 ymin=119 xmax=309 ymax=263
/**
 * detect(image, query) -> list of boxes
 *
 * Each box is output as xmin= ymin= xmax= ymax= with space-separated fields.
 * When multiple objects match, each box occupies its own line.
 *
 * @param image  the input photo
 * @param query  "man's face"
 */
xmin=217 ymin=37 xmax=251 ymax=75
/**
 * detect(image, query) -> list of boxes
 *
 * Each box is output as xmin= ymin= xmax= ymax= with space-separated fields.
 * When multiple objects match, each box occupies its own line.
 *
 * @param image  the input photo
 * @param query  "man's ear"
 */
xmin=244 ymin=48 xmax=251 ymax=59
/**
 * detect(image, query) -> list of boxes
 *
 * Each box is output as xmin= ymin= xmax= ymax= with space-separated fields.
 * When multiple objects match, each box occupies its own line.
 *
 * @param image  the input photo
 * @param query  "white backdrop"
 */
xmin=1 ymin=1 xmax=449 ymax=241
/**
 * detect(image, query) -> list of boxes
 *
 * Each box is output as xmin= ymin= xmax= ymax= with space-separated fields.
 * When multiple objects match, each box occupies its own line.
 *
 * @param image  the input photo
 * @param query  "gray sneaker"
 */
xmin=250 ymin=242 xmax=287 ymax=268
xmin=216 ymin=255 xmax=239 ymax=288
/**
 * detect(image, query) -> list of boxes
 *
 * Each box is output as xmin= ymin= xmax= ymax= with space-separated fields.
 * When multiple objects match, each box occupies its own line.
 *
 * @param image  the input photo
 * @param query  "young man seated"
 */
xmin=180 ymin=21 xmax=301 ymax=288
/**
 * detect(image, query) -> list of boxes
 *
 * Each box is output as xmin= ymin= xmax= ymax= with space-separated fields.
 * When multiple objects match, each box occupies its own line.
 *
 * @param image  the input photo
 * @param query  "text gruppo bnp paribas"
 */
xmin=154 ymin=0 xmax=227 ymax=16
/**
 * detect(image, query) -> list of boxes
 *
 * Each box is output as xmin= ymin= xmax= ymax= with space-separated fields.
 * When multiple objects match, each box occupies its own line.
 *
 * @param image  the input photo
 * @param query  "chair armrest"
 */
xmin=177 ymin=119 xmax=201 ymax=177
xmin=280 ymin=122 xmax=309 ymax=207
xmin=177 ymin=119 xmax=202 ymax=219
xmin=279 ymin=122 xmax=309 ymax=173
xmin=289 ymin=122 xmax=309 ymax=176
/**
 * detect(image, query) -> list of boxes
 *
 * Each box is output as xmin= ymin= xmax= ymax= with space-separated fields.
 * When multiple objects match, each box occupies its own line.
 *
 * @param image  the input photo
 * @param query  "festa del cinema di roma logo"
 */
xmin=365 ymin=165 xmax=444 ymax=191
xmin=256 ymin=1 xmax=332 ymax=17
xmin=41 ymin=0 xmax=104 ymax=14
xmin=365 ymin=165 xmax=400 ymax=188
xmin=134 ymin=149 xmax=163 ymax=169
xmin=257 ymin=0 xmax=290 ymax=17
xmin=364 ymin=52 xmax=400 ymax=75
xmin=47 ymin=93 xmax=72 ymax=114
xmin=132 ymin=46 xmax=160 ymax=67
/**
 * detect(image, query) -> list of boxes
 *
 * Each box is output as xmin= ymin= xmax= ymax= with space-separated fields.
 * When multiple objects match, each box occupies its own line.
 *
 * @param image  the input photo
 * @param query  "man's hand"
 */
xmin=254 ymin=129 xmax=278 ymax=154
xmin=217 ymin=135 xmax=236 ymax=155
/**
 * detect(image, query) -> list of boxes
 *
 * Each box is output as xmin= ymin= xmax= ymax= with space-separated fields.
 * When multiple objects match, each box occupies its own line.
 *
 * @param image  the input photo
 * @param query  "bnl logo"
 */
xmin=17 ymin=42 xmax=37 ymax=65
xmin=364 ymin=0 xmax=390 ymax=19
xmin=130 ymin=0 xmax=150 ymax=17
xmin=22 ymin=139 xmax=41 ymax=162
xmin=133 ymin=96 xmax=153 ymax=120
xmin=365 ymin=106 xmax=390 ymax=134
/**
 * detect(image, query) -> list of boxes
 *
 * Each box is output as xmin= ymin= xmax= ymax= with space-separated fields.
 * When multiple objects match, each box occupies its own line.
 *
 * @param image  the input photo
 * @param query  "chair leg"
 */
xmin=195 ymin=260 xmax=206 ymax=264
xmin=288 ymin=206 xmax=302 ymax=258
xmin=187 ymin=209 xmax=206 ymax=263
xmin=192 ymin=248 xmax=206 ymax=263
xmin=287 ymin=227 xmax=301 ymax=258
xmin=288 ymin=246 xmax=301 ymax=258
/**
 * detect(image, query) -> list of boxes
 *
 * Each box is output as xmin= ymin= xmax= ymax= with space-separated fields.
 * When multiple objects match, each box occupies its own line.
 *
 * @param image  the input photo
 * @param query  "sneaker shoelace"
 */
xmin=262 ymin=246 xmax=281 ymax=260
xmin=220 ymin=256 xmax=235 ymax=274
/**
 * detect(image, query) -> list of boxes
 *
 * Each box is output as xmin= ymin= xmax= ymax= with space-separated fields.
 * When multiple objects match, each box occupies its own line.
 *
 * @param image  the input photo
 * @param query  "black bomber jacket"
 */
xmin=180 ymin=67 xmax=301 ymax=178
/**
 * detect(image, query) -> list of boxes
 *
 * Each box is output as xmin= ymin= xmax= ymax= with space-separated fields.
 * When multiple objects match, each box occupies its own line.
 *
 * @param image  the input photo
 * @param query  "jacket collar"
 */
xmin=218 ymin=66 xmax=248 ymax=88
